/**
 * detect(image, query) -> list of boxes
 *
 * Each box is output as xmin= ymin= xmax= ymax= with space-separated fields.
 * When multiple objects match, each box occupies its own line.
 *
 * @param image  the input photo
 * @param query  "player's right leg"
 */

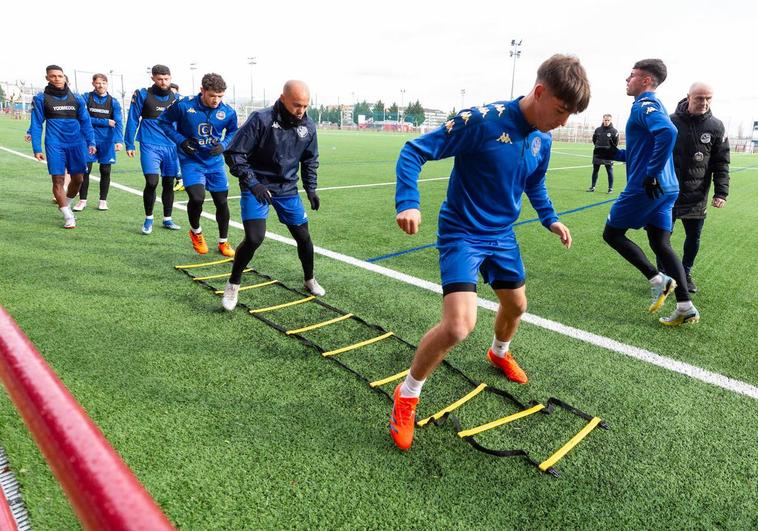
xmin=139 ymin=144 xmax=162 ymax=234
xmin=185 ymin=183 xmax=208 ymax=254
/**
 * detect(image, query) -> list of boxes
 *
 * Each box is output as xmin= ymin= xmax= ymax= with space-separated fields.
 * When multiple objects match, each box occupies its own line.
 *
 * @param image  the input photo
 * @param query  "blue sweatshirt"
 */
xmin=158 ymin=94 xmax=238 ymax=169
xmin=30 ymin=90 xmax=95 ymax=154
xmin=124 ymin=87 xmax=179 ymax=150
xmin=396 ymin=98 xmax=558 ymax=241
xmin=82 ymin=91 xmax=124 ymax=146
xmin=613 ymin=91 xmax=678 ymax=193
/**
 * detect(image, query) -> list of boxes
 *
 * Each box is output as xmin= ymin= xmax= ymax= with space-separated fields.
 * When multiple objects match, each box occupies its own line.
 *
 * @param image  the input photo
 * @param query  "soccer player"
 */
xmin=389 ymin=54 xmax=589 ymax=450
xmin=603 ymin=59 xmax=699 ymax=326
xmin=158 ymin=73 xmax=239 ymax=256
xmin=220 ymin=80 xmax=323 ymax=310
xmin=29 ymin=64 xmax=96 ymax=228
xmin=587 ymin=114 xmax=618 ymax=193
xmin=124 ymin=64 xmax=181 ymax=234
xmin=666 ymin=82 xmax=730 ymax=293
xmin=74 ymin=73 xmax=123 ymax=212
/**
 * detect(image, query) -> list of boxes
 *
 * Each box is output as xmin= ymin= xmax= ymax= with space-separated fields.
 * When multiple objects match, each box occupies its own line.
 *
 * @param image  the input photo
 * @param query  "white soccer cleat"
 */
xmin=72 ymin=200 xmax=87 ymax=212
xmin=98 ymin=200 xmax=108 ymax=210
xmin=63 ymin=218 xmax=76 ymax=229
xmin=304 ymin=278 xmax=325 ymax=296
xmin=222 ymin=282 xmax=240 ymax=311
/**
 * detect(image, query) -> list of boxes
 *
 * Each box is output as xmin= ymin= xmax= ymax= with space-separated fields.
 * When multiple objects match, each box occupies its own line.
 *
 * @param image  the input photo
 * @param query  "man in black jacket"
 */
xmin=587 ymin=114 xmax=619 ymax=193
xmin=665 ymin=82 xmax=730 ymax=293
xmin=220 ymin=80 xmax=322 ymax=311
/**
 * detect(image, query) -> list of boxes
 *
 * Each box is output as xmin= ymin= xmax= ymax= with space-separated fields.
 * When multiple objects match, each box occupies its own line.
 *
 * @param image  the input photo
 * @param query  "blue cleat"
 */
xmin=141 ymin=218 xmax=153 ymax=235
xmin=163 ymin=219 xmax=181 ymax=230
xmin=659 ymin=306 xmax=700 ymax=326
xmin=649 ymin=274 xmax=676 ymax=313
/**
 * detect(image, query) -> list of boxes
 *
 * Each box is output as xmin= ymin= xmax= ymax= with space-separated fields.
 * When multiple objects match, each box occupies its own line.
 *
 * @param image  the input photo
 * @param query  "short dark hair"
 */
xmin=535 ymin=54 xmax=590 ymax=113
xmin=151 ymin=64 xmax=171 ymax=76
xmin=92 ymin=73 xmax=108 ymax=82
xmin=46 ymin=65 xmax=63 ymax=74
xmin=201 ymin=73 xmax=226 ymax=92
xmin=169 ymin=83 xmax=179 ymax=90
xmin=633 ymin=59 xmax=667 ymax=88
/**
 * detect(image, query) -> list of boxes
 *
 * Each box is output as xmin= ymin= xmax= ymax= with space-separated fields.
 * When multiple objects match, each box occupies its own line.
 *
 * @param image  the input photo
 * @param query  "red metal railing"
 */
xmin=0 ymin=306 xmax=174 ymax=530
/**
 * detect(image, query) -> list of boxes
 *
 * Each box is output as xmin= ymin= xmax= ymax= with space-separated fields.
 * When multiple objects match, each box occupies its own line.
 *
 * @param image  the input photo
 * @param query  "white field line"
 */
xmin=2 ymin=144 xmax=755 ymax=400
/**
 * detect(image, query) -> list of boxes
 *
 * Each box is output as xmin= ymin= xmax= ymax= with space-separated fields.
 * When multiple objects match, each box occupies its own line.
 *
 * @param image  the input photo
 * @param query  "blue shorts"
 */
xmin=88 ymin=141 xmax=116 ymax=165
xmin=437 ymin=236 xmax=525 ymax=290
xmin=180 ymin=163 xmax=228 ymax=192
xmin=607 ymin=190 xmax=677 ymax=231
xmin=241 ymin=192 xmax=308 ymax=226
xmin=139 ymin=144 xmax=178 ymax=177
xmin=45 ymin=142 xmax=88 ymax=175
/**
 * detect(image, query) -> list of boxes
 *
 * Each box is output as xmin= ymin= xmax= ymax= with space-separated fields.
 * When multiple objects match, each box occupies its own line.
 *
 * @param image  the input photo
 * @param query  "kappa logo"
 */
xmin=531 ymin=136 xmax=541 ymax=155
xmin=645 ymin=107 xmax=656 ymax=114
xmin=478 ymin=106 xmax=489 ymax=118
xmin=494 ymin=104 xmax=505 ymax=116
xmin=272 ymin=122 xmax=281 ymax=129
xmin=216 ymin=110 xmax=226 ymax=120
xmin=700 ymin=133 xmax=711 ymax=144
xmin=460 ymin=111 xmax=472 ymax=124
xmin=444 ymin=119 xmax=455 ymax=134
xmin=296 ymin=125 xmax=308 ymax=138
xmin=641 ymin=101 xmax=654 ymax=106
xmin=187 ymin=107 xmax=196 ymax=113
xmin=497 ymin=132 xmax=512 ymax=144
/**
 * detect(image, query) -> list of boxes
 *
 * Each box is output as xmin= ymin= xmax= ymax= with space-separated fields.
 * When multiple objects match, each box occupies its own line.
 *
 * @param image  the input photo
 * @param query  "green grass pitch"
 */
xmin=0 ymin=116 xmax=756 ymax=528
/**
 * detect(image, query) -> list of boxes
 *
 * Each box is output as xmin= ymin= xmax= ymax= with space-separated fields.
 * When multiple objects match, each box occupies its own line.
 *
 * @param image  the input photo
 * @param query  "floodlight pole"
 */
xmin=509 ymin=39 xmax=523 ymax=100
xmin=247 ymin=56 xmax=257 ymax=109
xmin=190 ymin=62 xmax=197 ymax=94
xmin=460 ymin=88 xmax=466 ymax=110
xmin=400 ymin=89 xmax=406 ymax=123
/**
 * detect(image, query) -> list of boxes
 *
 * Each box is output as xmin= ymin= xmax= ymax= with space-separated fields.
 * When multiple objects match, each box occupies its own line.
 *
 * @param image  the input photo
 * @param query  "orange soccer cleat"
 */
xmin=189 ymin=230 xmax=208 ymax=254
xmin=389 ymin=384 xmax=419 ymax=451
xmin=218 ymin=241 xmax=235 ymax=257
xmin=487 ymin=349 xmax=528 ymax=384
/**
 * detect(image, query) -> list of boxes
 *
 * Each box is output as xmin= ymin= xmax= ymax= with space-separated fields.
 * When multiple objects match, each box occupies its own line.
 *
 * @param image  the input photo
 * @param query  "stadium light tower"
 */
xmin=109 ymin=69 xmax=126 ymax=114
xmin=190 ymin=62 xmax=197 ymax=94
xmin=509 ymin=39 xmax=523 ymax=100
xmin=460 ymin=88 xmax=466 ymax=110
xmin=247 ymin=56 xmax=257 ymax=108
xmin=400 ymin=88 xmax=406 ymax=122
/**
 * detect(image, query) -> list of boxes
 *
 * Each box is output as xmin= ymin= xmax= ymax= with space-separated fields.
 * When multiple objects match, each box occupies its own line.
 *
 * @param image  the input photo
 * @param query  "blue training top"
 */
xmin=395 ymin=97 xmax=559 ymax=241
xmin=124 ymin=87 xmax=179 ymax=150
xmin=158 ymin=94 xmax=238 ymax=169
xmin=613 ymin=91 xmax=678 ymax=193
xmin=82 ymin=91 xmax=124 ymax=146
xmin=30 ymin=90 xmax=95 ymax=154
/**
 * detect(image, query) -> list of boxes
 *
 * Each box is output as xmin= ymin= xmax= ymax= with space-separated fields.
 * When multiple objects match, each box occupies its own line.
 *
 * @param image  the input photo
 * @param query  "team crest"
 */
xmin=694 ymin=151 xmax=704 ymax=162
xmin=531 ymin=136 xmax=541 ymax=156
xmin=494 ymin=103 xmax=505 ymax=116
xmin=497 ymin=132 xmax=512 ymax=144
xmin=296 ymin=125 xmax=308 ymax=138
xmin=216 ymin=110 xmax=226 ymax=120
xmin=444 ymin=119 xmax=455 ymax=134
xmin=700 ymin=133 xmax=711 ymax=144
xmin=606 ymin=132 xmax=611 ymax=137
xmin=272 ymin=122 xmax=281 ymax=129
xmin=478 ymin=106 xmax=489 ymax=118
xmin=460 ymin=111 xmax=472 ymax=124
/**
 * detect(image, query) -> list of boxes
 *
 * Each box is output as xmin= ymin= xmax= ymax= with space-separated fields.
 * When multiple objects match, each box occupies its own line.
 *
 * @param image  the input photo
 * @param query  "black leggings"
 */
xmin=229 ymin=220 xmax=314 ymax=284
xmin=590 ymin=163 xmax=614 ymax=189
xmin=603 ymin=224 xmax=690 ymax=302
xmin=185 ymin=185 xmax=230 ymax=238
xmin=80 ymin=162 xmax=111 ymax=200
xmin=143 ymin=174 xmax=175 ymax=217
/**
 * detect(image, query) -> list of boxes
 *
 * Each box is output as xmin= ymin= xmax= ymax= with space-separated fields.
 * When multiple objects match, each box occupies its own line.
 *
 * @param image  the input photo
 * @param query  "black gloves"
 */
xmin=180 ymin=138 xmax=199 ymax=156
xmin=249 ymin=182 xmax=272 ymax=205
xmin=307 ymin=191 xmax=320 ymax=211
xmin=208 ymin=144 xmax=224 ymax=155
xmin=644 ymin=176 xmax=663 ymax=199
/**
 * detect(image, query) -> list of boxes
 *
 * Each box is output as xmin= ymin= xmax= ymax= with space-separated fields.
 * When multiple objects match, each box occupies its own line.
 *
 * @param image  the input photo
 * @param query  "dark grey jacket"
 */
xmin=670 ymin=98 xmax=730 ymax=218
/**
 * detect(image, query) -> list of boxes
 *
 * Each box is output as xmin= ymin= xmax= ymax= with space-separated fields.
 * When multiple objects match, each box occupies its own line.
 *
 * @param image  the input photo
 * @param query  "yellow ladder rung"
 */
xmin=369 ymin=369 xmax=409 ymax=388
xmin=194 ymin=269 xmax=252 ymax=281
xmin=175 ymin=257 xmax=234 ymax=269
xmin=458 ymin=403 xmax=545 ymax=438
xmin=417 ymin=383 xmax=488 ymax=427
xmin=249 ymin=296 xmax=315 ymax=314
xmin=539 ymin=417 xmax=602 ymax=472
xmin=214 ymin=279 xmax=278 ymax=294
xmin=286 ymin=313 xmax=354 ymax=335
xmin=322 ymin=332 xmax=394 ymax=358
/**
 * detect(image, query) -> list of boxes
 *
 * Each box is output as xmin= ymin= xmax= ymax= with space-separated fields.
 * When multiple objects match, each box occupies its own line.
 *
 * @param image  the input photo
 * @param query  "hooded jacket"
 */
xmin=670 ymin=98 xmax=730 ymax=218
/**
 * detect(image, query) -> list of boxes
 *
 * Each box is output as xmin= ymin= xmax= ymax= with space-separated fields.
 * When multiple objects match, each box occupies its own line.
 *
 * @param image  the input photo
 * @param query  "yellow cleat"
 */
xmin=649 ymin=275 xmax=676 ymax=313
xmin=659 ymin=306 xmax=700 ymax=326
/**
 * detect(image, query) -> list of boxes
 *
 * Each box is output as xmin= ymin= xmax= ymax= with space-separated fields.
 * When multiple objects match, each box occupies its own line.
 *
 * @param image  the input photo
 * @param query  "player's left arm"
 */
xmin=710 ymin=125 xmax=730 ymax=206
xmin=76 ymin=95 xmax=96 ymax=150
xmin=525 ymin=138 xmax=571 ymax=248
xmin=300 ymin=128 xmax=319 ymax=195
xmin=112 ymin=98 xmax=125 ymax=145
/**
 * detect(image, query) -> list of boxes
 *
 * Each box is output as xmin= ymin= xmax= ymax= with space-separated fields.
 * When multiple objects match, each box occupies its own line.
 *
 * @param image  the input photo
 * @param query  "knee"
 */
xmin=503 ymin=298 xmax=527 ymax=318
xmin=442 ymin=316 xmax=477 ymax=345
xmin=602 ymin=226 xmax=615 ymax=245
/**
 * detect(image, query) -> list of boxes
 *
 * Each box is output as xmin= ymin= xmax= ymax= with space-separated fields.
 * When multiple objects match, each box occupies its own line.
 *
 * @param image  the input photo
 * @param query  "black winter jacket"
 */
xmin=592 ymin=124 xmax=619 ymax=161
xmin=224 ymin=100 xmax=319 ymax=197
xmin=670 ymin=98 xmax=730 ymax=218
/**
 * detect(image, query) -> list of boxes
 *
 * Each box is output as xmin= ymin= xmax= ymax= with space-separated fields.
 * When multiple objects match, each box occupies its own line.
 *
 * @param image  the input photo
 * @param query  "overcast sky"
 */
xmin=3 ymin=0 xmax=756 ymax=136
